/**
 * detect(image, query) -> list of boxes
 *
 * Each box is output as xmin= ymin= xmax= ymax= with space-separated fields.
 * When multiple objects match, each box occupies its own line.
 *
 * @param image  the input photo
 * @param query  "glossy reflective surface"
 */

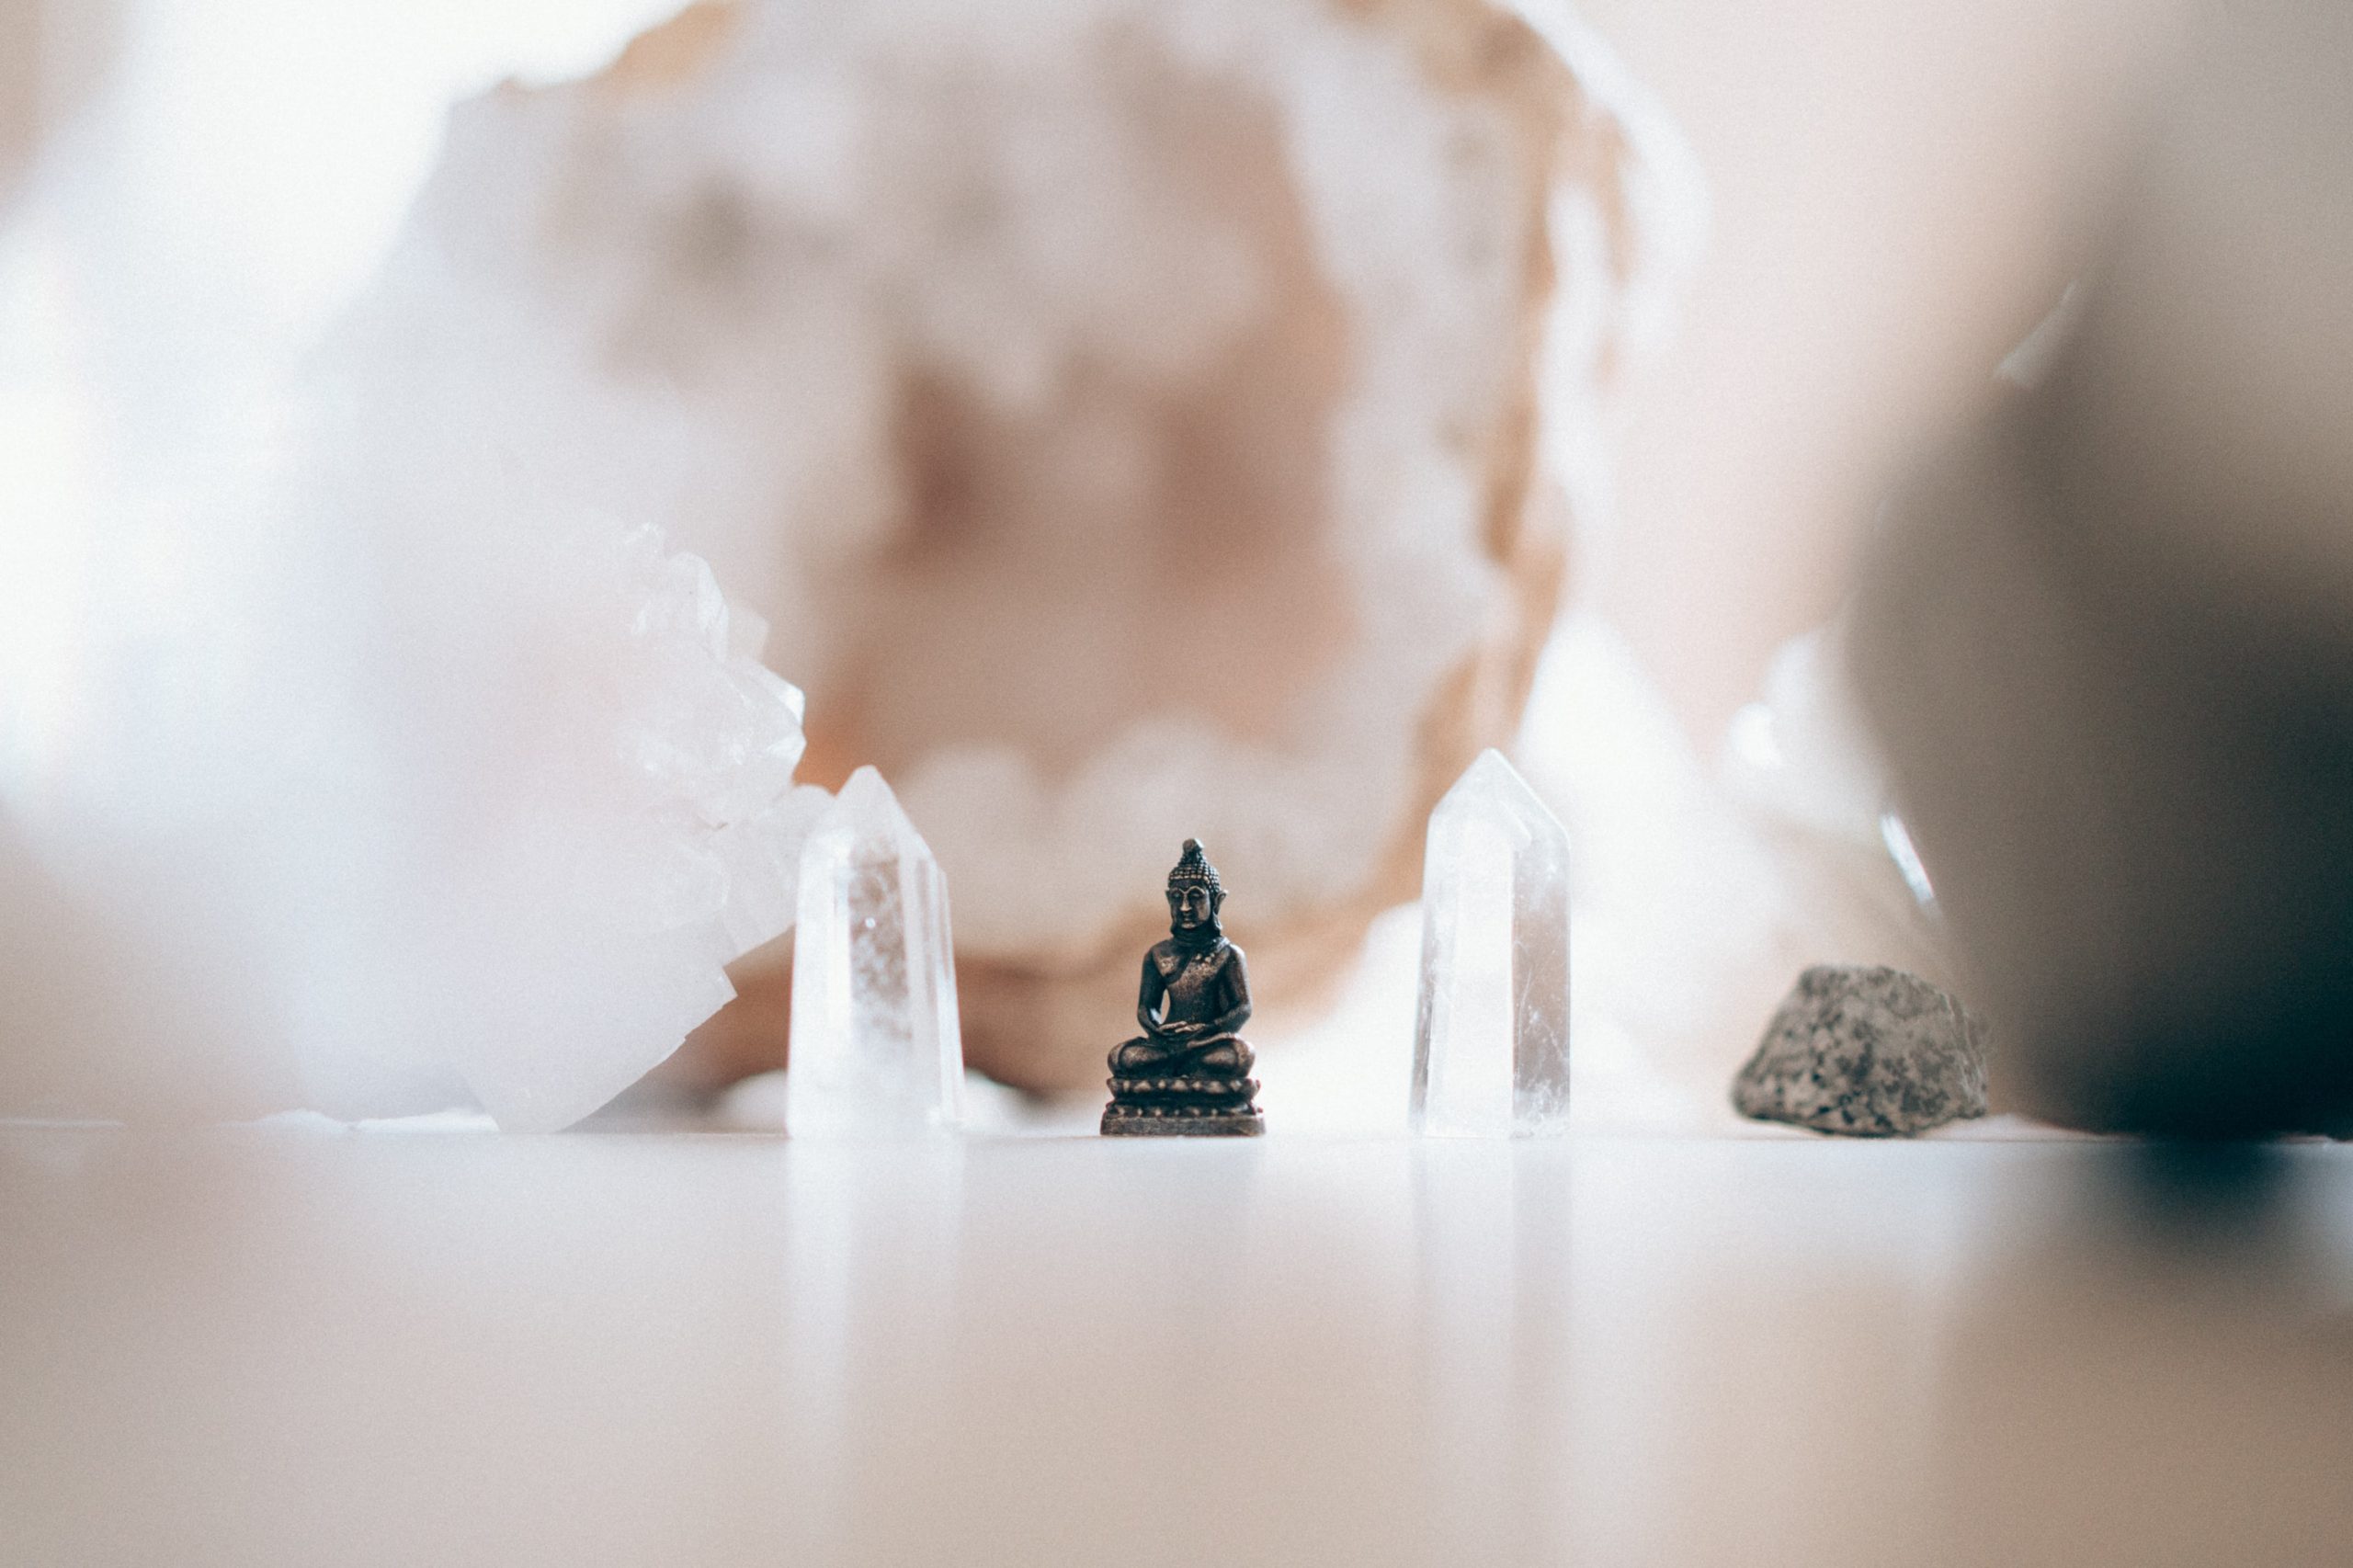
xmin=4 ymin=1127 xmax=2349 ymax=1566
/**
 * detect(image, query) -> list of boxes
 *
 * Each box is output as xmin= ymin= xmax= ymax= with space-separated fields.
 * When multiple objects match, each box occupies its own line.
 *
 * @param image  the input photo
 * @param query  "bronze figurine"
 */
xmin=1101 ymin=840 xmax=1265 ymax=1135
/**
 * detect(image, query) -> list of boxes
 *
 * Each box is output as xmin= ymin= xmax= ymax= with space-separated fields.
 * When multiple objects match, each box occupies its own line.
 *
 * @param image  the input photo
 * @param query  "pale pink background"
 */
xmin=0 ymin=0 xmax=2184 ymax=744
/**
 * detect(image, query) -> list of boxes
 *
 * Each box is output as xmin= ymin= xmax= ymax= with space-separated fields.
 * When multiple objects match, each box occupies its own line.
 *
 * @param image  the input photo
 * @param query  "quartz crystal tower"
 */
xmin=1411 ymin=749 xmax=1571 ymax=1136
xmin=787 ymin=768 xmax=965 ymax=1136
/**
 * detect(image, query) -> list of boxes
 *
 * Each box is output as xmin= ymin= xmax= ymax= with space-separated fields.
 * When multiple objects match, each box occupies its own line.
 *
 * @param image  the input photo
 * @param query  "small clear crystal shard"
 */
xmin=787 ymin=767 xmax=965 ymax=1136
xmin=1411 ymin=748 xmax=1571 ymax=1137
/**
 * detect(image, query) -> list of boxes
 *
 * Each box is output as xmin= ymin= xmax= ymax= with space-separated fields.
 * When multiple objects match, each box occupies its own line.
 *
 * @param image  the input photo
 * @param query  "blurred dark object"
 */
xmin=1733 ymin=964 xmax=1989 ymax=1137
xmin=1853 ymin=0 xmax=2353 ymax=1138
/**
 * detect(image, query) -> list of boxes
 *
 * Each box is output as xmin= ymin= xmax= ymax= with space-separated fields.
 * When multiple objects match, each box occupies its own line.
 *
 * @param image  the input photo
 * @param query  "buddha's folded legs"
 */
xmin=1109 ymin=1034 xmax=1255 ymax=1077
xmin=1189 ymin=1038 xmax=1255 ymax=1075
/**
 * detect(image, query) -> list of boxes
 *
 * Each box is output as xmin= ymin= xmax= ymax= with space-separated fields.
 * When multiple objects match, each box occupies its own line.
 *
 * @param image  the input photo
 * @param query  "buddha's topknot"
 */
xmin=1165 ymin=837 xmax=1222 ymax=895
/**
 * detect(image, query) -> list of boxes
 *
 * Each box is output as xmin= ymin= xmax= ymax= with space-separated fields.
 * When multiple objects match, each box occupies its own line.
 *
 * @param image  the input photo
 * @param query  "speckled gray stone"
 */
xmin=1733 ymin=965 xmax=1989 ymax=1137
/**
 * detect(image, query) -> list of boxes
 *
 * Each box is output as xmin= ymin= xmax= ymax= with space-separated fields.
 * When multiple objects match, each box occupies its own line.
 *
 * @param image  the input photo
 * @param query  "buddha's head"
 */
xmin=1165 ymin=838 xmax=1226 ymax=941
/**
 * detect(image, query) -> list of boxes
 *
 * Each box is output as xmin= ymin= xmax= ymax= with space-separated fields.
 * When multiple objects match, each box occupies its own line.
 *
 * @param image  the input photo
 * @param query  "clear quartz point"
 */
xmin=1411 ymin=748 xmax=1572 ymax=1137
xmin=787 ymin=767 xmax=965 ymax=1136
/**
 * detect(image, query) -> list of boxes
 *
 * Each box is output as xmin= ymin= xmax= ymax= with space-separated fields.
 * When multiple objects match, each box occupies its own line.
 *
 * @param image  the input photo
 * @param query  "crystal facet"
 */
xmin=787 ymin=767 xmax=965 ymax=1137
xmin=1411 ymin=749 xmax=1571 ymax=1137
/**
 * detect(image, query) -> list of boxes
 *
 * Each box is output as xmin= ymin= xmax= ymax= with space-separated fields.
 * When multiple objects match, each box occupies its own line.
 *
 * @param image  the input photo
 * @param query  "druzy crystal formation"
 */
xmin=1733 ymin=965 xmax=1989 ymax=1137
xmin=1412 ymin=750 xmax=1572 ymax=1137
xmin=0 ymin=0 xmax=1696 ymax=1126
xmin=787 ymin=767 xmax=964 ymax=1137
xmin=386 ymin=0 xmax=1692 ymax=1096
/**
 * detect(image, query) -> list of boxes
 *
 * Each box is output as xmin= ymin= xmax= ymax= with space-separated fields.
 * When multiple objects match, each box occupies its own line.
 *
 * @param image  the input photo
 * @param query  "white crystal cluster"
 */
xmin=397 ymin=0 xmax=1610 ymax=978
xmin=1722 ymin=623 xmax=1950 ymax=971
xmin=0 ymin=460 xmax=823 ymax=1129
xmin=788 ymin=768 xmax=964 ymax=1137
xmin=0 ymin=160 xmax=829 ymax=1128
xmin=1412 ymin=750 xmax=1572 ymax=1137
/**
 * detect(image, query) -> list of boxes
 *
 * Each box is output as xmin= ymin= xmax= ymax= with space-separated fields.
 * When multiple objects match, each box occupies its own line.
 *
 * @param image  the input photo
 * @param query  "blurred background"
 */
xmin=10 ymin=6 xmax=2353 ymax=1566
xmin=0 ymin=0 xmax=2167 ymax=731
xmin=3 ymin=0 xmax=2346 ymax=1137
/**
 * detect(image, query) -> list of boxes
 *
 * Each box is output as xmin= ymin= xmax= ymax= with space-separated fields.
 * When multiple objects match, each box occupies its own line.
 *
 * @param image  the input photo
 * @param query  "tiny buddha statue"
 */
xmin=1101 ymin=839 xmax=1265 ymax=1135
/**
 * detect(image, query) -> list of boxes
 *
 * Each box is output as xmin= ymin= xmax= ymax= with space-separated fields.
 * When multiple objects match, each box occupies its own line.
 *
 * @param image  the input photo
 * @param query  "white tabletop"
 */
xmin=5 ymin=1121 xmax=2349 ymax=1567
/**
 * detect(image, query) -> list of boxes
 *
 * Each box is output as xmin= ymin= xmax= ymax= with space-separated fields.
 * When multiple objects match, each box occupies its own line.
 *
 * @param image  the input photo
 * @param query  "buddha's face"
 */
xmin=1167 ymin=883 xmax=1217 ymax=931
